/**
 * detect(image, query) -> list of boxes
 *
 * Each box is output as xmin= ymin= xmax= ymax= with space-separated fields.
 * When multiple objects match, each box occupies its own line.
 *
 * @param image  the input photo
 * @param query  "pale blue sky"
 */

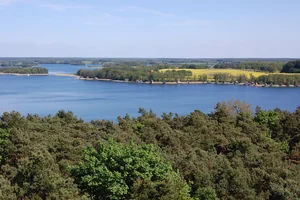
xmin=0 ymin=0 xmax=299 ymax=57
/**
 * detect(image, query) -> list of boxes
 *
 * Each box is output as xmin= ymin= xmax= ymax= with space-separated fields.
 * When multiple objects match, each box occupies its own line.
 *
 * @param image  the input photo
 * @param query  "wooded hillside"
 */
xmin=0 ymin=101 xmax=299 ymax=199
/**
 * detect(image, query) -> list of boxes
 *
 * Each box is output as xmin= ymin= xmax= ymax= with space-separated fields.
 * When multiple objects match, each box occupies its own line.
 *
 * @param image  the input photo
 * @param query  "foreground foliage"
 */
xmin=70 ymin=140 xmax=190 ymax=200
xmin=0 ymin=101 xmax=300 ymax=199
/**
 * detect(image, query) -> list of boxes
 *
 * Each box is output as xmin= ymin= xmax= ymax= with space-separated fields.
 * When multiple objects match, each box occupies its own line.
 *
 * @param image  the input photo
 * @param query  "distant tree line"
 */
xmin=37 ymin=60 xmax=101 ymax=65
xmin=0 ymin=101 xmax=300 ymax=199
xmin=2 ymin=58 xmax=298 ymax=72
xmin=102 ymin=61 xmax=150 ymax=67
xmin=0 ymin=62 xmax=37 ymax=68
xmin=153 ymin=63 xmax=210 ymax=70
xmin=0 ymin=67 xmax=48 ymax=74
xmin=214 ymin=62 xmax=285 ymax=72
xmin=179 ymin=64 xmax=210 ymax=69
xmin=0 ymin=59 xmax=101 ymax=67
xmin=76 ymin=67 xmax=192 ymax=82
xmin=281 ymin=60 xmax=300 ymax=73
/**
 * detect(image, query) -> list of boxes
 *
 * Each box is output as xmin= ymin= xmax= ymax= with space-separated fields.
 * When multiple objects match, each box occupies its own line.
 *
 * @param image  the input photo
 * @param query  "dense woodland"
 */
xmin=0 ymin=67 xmax=48 ymax=74
xmin=76 ymin=67 xmax=192 ymax=82
xmin=154 ymin=64 xmax=210 ymax=70
xmin=213 ymin=73 xmax=300 ymax=85
xmin=213 ymin=62 xmax=285 ymax=73
xmin=0 ymin=101 xmax=299 ymax=199
xmin=281 ymin=60 xmax=300 ymax=73
xmin=255 ymin=74 xmax=300 ymax=85
xmin=213 ymin=60 xmax=300 ymax=73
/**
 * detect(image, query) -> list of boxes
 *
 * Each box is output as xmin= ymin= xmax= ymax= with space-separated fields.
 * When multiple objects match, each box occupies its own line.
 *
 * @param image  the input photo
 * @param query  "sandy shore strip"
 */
xmin=53 ymin=73 xmax=79 ymax=78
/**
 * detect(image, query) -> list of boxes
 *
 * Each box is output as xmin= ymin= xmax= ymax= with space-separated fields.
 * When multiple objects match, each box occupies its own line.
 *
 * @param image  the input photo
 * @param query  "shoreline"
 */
xmin=2 ymin=72 xmax=298 ymax=88
xmin=52 ymin=73 xmax=79 ymax=78
xmin=75 ymin=76 xmax=299 ymax=88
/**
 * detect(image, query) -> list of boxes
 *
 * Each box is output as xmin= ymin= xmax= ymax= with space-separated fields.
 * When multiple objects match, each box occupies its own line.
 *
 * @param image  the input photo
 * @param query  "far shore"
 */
xmin=3 ymin=72 xmax=298 ymax=88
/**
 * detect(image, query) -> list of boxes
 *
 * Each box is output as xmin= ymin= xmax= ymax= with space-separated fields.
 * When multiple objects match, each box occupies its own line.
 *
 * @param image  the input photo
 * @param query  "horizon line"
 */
xmin=0 ymin=57 xmax=299 ymax=59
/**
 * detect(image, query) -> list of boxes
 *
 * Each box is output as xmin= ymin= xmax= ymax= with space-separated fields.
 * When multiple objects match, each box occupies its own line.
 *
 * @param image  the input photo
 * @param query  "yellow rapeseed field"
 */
xmin=160 ymin=68 xmax=268 ymax=79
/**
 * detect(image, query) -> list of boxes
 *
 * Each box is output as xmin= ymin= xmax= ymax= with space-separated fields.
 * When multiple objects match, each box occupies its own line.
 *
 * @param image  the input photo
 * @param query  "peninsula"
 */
xmin=74 ymin=60 xmax=300 ymax=87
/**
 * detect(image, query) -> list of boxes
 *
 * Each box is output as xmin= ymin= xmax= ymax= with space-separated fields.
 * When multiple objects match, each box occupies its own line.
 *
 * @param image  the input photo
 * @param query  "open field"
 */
xmin=160 ymin=68 xmax=267 ymax=78
xmin=160 ymin=68 xmax=300 ymax=79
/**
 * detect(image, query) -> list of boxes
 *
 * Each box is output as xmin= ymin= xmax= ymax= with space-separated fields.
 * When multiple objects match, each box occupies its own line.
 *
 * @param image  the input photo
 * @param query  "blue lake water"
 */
xmin=40 ymin=64 xmax=91 ymax=74
xmin=0 ymin=64 xmax=299 ymax=121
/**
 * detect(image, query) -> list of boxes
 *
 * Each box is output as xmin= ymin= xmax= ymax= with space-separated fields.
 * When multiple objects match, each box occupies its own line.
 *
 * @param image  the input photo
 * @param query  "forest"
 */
xmin=255 ymin=74 xmax=300 ymax=85
xmin=213 ymin=60 xmax=300 ymax=73
xmin=0 ymin=100 xmax=299 ymax=200
xmin=76 ymin=67 xmax=192 ymax=82
xmin=213 ymin=62 xmax=285 ymax=73
xmin=154 ymin=64 xmax=210 ymax=70
xmin=213 ymin=73 xmax=300 ymax=85
xmin=0 ymin=67 xmax=48 ymax=74
xmin=281 ymin=60 xmax=300 ymax=73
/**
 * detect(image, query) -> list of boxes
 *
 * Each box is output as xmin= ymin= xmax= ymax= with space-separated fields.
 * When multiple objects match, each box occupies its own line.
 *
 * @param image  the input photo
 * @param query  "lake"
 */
xmin=0 ymin=64 xmax=299 ymax=121
xmin=40 ymin=64 xmax=94 ymax=74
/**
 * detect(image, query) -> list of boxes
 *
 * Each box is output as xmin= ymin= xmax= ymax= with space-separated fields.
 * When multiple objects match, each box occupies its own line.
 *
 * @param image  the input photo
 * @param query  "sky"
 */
xmin=0 ymin=0 xmax=300 ymax=58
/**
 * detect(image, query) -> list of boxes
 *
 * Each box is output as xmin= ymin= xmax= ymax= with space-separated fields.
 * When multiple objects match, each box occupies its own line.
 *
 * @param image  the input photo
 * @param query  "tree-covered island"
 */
xmin=0 ymin=67 xmax=48 ymax=75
